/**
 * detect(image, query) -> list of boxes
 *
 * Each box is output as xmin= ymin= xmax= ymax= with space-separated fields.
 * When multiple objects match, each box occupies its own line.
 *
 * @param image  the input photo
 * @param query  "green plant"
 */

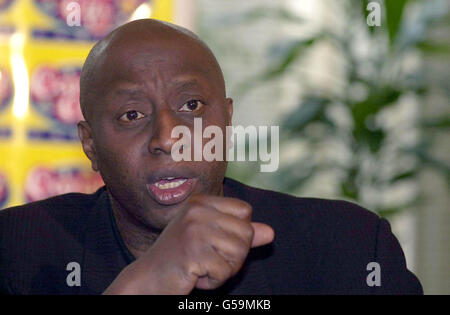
xmin=230 ymin=0 xmax=450 ymax=216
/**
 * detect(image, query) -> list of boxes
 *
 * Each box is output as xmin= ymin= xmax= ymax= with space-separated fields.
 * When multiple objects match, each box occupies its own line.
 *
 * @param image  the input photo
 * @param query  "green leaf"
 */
xmin=281 ymin=96 xmax=330 ymax=133
xmin=377 ymin=207 xmax=402 ymax=218
xmin=274 ymin=165 xmax=314 ymax=192
xmin=417 ymin=41 xmax=450 ymax=55
xmin=225 ymin=162 xmax=259 ymax=183
xmin=234 ymin=38 xmax=318 ymax=97
xmin=362 ymin=129 xmax=386 ymax=153
xmin=206 ymin=6 xmax=305 ymax=27
xmin=340 ymin=167 xmax=359 ymax=200
xmin=385 ymin=0 xmax=409 ymax=45
xmin=244 ymin=7 xmax=305 ymax=25
xmin=390 ymin=171 xmax=416 ymax=182
xmin=421 ymin=117 xmax=450 ymax=129
xmin=403 ymin=145 xmax=450 ymax=174
xmin=341 ymin=181 xmax=358 ymax=200
xmin=351 ymin=88 xmax=401 ymax=120
xmin=263 ymin=38 xmax=316 ymax=80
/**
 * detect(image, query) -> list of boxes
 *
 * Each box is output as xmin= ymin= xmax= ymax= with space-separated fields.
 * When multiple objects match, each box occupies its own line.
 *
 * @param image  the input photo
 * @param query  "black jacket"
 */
xmin=0 ymin=177 xmax=422 ymax=294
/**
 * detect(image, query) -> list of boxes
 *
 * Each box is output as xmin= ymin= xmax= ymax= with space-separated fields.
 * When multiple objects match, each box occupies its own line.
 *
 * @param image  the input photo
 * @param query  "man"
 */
xmin=0 ymin=19 xmax=422 ymax=294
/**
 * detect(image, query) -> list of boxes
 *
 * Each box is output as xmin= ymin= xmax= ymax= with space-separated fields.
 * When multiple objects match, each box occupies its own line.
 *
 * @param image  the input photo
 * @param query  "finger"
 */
xmin=184 ymin=203 xmax=254 ymax=249
xmin=209 ymin=231 xmax=250 ymax=276
xmin=194 ymin=248 xmax=234 ymax=290
xmin=192 ymin=196 xmax=275 ymax=248
xmin=208 ymin=210 xmax=255 ymax=249
xmin=192 ymin=195 xmax=252 ymax=221
xmin=251 ymin=222 xmax=275 ymax=248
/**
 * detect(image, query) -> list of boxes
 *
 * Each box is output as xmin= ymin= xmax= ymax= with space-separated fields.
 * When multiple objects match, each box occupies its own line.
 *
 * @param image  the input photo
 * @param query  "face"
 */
xmin=78 ymin=32 xmax=233 ymax=231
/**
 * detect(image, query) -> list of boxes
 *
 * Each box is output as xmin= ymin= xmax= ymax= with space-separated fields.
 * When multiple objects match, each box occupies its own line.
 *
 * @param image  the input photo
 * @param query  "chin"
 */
xmin=140 ymin=197 xmax=188 ymax=230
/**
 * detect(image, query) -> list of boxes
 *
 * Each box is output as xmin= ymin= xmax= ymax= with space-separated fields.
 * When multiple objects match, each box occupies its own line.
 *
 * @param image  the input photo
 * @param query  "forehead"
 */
xmin=98 ymin=36 xmax=220 ymax=93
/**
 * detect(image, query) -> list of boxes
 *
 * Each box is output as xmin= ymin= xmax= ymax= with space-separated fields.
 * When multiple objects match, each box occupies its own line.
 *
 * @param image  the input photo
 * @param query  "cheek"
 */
xmin=198 ymin=110 xmax=229 ymax=173
xmin=95 ymin=137 xmax=144 ymax=189
xmin=197 ymin=161 xmax=227 ymax=195
xmin=210 ymin=105 xmax=229 ymax=126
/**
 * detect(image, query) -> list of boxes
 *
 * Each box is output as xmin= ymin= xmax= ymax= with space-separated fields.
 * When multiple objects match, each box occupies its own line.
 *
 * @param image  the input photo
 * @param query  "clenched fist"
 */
xmin=103 ymin=195 xmax=275 ymax=294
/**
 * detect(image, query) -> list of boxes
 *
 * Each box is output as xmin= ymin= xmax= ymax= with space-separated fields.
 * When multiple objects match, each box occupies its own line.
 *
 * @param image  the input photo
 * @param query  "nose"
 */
xmin=148 ymin=108 xmax=182 ymax=155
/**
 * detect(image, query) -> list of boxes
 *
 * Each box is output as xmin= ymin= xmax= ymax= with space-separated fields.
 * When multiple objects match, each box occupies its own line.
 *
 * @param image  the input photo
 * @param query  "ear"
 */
xmin=226 ymin=97 xmax=233 ymax=126
xmin=77 ymin=121 xmax=99 ymax=172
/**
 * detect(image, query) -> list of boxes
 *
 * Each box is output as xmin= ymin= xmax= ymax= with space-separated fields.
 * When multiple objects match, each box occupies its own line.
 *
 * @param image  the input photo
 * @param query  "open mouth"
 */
xmin=146 ymin=176 xmax=197 ymax=206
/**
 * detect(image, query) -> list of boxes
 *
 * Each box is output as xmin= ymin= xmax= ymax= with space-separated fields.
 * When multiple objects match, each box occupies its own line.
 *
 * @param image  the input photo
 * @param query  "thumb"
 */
xmin=250 ymin=222 xmax=275 ymax=248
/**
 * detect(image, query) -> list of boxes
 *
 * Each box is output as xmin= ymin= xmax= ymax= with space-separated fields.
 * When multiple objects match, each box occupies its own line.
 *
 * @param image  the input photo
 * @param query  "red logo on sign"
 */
xmin=25 ymin=166 xmax=104 ymax=202
xmin=30 ymin=66 xmax=84 ymax=125
xmin=0 ymin=172 xmax=8 ymax=208
xmin=0 ymin=68 xmax=12 ymax=111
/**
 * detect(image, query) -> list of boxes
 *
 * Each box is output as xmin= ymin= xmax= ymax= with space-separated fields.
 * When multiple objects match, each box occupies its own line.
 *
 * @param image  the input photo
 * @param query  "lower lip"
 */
xmin=146 ymin=178 xmax=197 ymax=206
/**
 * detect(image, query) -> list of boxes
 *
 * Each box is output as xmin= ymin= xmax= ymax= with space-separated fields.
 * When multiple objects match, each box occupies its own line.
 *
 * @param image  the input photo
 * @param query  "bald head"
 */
xmin=79 ymin=19 xmax=226 ymax=122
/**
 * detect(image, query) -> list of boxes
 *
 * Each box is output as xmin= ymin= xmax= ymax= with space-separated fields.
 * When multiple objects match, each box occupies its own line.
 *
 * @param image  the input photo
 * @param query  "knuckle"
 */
xmin=242 ymin=223 xmax=255 ymax=242
xmin=188 ymin=194 xmax=208 ymax=206
xmin=184 ymin=204 xmax=203 ymax=220
xmin=179 ymin=219 xmax=202 ymax=247
xmin=184 ymin=259 xmax=204 ymax=279
xmin=182 ymin=219 xmax=200 ymax=240
xmin=214 ymin=256 xmax=235 ymax=281
xmin=228 ymin=252 xmax=246 ymax=276
xmin=239 ymin=201 xmax=252 ymax=218
xmin=228 ymin=197 xmax=252 ymax=216
xmin=238 ymin=239 xmax=251 ymax=257
xmin=224 ymin=260 xmax=235 ymax=279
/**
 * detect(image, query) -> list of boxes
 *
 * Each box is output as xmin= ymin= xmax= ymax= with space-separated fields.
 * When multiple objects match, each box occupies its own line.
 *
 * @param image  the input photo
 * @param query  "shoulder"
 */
xmin=223 ymin=177 xmax=380 ymax=232
xmin=224 ymin=177 xmax=382 ymax=262
xmin=223 ymin=177 xmax=422 ymax=294
xmin=0 ymin=187 xmax=108 ymax=294
xmin=223 ymin=176 xmax=382 ymax=268
xmin=0 ymin=187 xmax=107 ymax=238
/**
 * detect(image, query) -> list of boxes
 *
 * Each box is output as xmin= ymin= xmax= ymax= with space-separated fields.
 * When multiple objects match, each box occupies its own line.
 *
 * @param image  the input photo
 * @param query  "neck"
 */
xmin=108 ymin=193 xmax=159 ymax=259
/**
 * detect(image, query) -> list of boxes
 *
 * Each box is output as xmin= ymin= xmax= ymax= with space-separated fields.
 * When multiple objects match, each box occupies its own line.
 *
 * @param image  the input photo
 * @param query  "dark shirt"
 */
xmin=0 ymin=177 xmax=422 ymax=294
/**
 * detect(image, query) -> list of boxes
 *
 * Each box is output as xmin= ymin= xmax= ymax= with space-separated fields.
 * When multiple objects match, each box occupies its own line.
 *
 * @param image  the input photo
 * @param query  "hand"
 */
xmin=103 ymin=194 xmax=275 ymax=294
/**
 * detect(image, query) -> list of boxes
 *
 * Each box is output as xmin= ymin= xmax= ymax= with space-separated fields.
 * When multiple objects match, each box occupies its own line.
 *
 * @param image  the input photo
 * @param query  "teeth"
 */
xmin=155 ymin=179 xmax=187 ymax=189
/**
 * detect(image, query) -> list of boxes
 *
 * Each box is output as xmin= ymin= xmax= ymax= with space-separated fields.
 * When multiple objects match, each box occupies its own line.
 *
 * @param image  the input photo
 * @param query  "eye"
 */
xmin=179 ymin=100 xmax=204 ymax=112
xmin=118 ymin=110 xmax=146 ymax=122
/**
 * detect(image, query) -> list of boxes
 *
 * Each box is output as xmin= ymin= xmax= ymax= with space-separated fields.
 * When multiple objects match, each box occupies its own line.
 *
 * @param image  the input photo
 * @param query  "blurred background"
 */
xmin=0 ymin=0 xmax=448 ymax=294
